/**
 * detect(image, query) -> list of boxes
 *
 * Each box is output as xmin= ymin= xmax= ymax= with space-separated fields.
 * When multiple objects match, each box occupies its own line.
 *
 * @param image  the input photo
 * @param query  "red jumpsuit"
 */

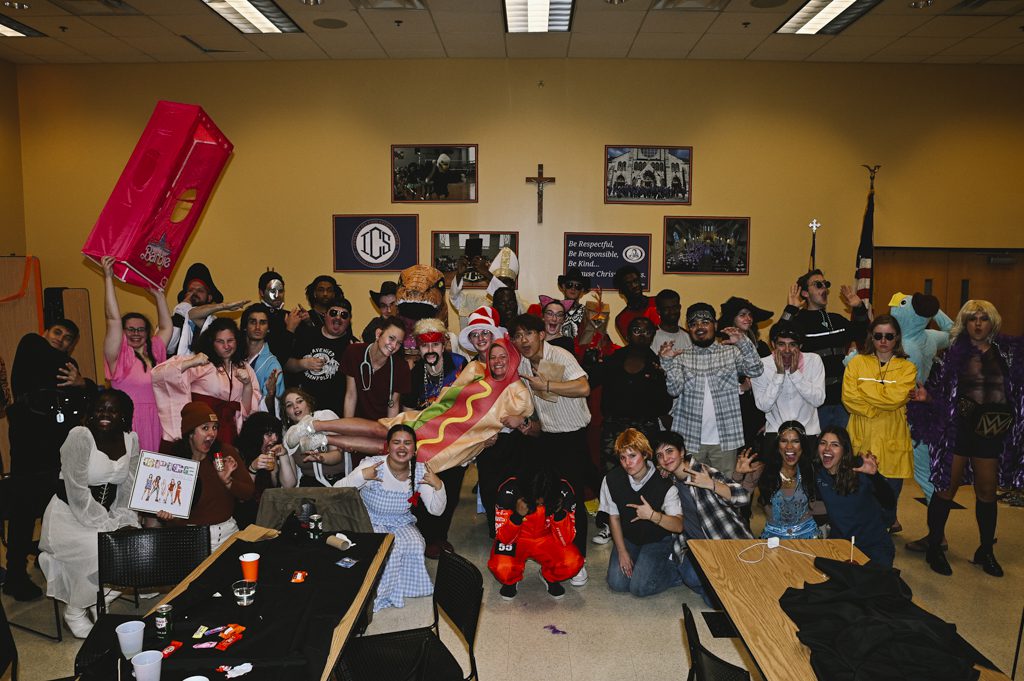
xmin=488 ymin=477 xmax=584 ymax=585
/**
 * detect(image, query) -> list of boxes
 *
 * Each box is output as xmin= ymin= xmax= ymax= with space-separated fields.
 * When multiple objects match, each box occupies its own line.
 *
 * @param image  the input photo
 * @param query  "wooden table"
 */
xmin=688 ymin=539 xmax=1008 ymax=681
xmin=146 ymin=524 xmax=393 ymax=681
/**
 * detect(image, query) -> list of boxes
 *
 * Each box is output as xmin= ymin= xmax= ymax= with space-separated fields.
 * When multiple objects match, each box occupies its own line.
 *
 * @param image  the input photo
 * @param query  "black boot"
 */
xmin=926 ymin=547 xmax=953 ymax=576
xmin=970 ymin=542 xmax=1003 ymax=577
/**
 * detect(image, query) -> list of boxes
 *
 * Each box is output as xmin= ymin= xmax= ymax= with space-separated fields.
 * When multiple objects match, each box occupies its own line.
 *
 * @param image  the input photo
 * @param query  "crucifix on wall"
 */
xmin=525 ymin=164 xmax=556 ymax=224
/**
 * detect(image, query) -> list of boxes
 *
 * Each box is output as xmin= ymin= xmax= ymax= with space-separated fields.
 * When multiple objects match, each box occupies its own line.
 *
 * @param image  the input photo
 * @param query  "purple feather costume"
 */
xmin=907 ymin=334 xmax=1024 ymax=492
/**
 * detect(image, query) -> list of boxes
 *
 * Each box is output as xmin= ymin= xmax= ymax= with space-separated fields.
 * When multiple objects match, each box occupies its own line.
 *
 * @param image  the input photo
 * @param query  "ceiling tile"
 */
xmin=441 ymin=32 xmax=507 ymax=57
xmin=869 ymin=0 xmax=962 ymax=15
xmin=983 ymin=46 xmax=1024 ymax=62
xmin=574 ymin=0 xmax=653 ymax=11
xmin=150 ymin=11 xmax=241 ymax=36
xmin=293 ymin=9 xmax=372 ymax=34
xmin=245 ymin=33 xmax=329 ymax=59
xmin=722 ymin=0 xmax=804 ymax=13
xmin=376 ymin=31 xmax=444 ymax=51
xmin=309 ymin=32 xmax=387 ymax=59
xmin=9 ymin=16 xmax=107 ymax=39
xmin=688 ymin=31 xmax=764 ymax=57
xmin=55 ymin=35 xmax=149 ymax=57
xmin=807 ymin=34 xmax=895 ymax=59
xmin=427 ymin=0 xmax=503 ymax=10
xmin=940 ymin=36 xmax=1024 ymax=54
xmin=923 ymin=53 xmax=982 ymax=61
xmin=747 ymin=32 xmax=831 ymax=58
xmin=573 ymin=8 xmax=646 ymax=33
xmin=639 ymin=10 xmax=718 ymax=33
xmin=126 ymin=0 xmax=208 ymax=15
xmin=839 ymin=13 xmax=932 ymax=36
xmin=359 ymin=8 xmax=437 ymax=33
xmin=6 ymin=36 xmax=85 ymax=56
xmin=505 ymin=32 xmax=571 ymax=58
xmin=382 ymin=47 xmax=446 ymax=57
xmin=0 ymin=41 xmax=43 ymax=63
xmin=119 ymin=33 xmax=207 ymax=59
xmin=206 ymin=50 xmax=271 ymax=61
xmin=40 ymin=52 xmax=100 ymax=63
xmin=908 ymin=15 xmax=1003 ymax=37
xmin=707 ymin=11 xmax=788 ymax=33
xmin=568 ymin=32 xmax=635 ymax=57
xmin=431 ymin=10 xmax=503 ymax=33
xmin=80 ymin=15 xmax=176 ymax=38
xmin=974 ymin=16 xmax=1024 ymax=38
xmin=176 ymin=32 xmax=262 ymax=53
xmin=0 ymin=0 xmax=71 ymax=17
xmin=628 ymin=31 xmax=701 ymax=56
xmin=870 ymin=34 xmax=960 ymax=54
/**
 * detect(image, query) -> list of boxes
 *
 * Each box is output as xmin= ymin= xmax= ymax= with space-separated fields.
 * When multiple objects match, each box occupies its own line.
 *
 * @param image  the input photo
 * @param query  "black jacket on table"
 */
xmin=780 ymin=304 xmax=869 ymax=406
xmin=780 ymin=557 xmax=996 ymax=681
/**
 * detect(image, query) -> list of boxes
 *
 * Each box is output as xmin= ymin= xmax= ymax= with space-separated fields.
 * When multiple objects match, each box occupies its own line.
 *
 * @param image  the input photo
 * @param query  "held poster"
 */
xmin=129 ymin=451 xmax=200 ymax=519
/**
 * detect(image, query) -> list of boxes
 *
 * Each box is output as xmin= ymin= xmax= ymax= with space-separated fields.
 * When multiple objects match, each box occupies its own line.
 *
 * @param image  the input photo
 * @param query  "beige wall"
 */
xmin=0 ymin=60 xmax=25 ymax=256
xmin=12 ymin=59 xmax=1024 ymax=372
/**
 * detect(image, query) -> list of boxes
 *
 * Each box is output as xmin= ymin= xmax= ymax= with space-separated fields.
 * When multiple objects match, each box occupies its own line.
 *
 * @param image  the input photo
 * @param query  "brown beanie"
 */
xmin=180 ymin=401 xmax=218 ymax=437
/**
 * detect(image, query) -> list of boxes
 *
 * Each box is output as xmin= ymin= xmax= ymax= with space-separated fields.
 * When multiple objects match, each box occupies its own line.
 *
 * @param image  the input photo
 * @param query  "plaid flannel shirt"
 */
xmin=673 ymin=460 xmax=753 ymax=560
xmin=663 ymin=338 xmax=764 ymax=452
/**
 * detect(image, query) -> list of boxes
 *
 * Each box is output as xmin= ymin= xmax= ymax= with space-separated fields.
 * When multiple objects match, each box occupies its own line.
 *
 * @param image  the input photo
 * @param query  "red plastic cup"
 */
xmin=239 ymin=553 xmax=260 ymax=581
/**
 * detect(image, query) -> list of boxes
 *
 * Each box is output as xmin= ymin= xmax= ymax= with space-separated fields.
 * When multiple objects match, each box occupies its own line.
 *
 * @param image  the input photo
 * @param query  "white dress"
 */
xmin=38 ymin=427 xmax=141 ymax=608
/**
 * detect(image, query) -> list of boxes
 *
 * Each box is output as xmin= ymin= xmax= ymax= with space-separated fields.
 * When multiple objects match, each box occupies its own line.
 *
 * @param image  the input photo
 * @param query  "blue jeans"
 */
xmin=817 ymin=403 xmax=850 ymax=431
xmin=912 ymin=440 xmax=934 ymax=502
xmin=607 ymin=534 xmax=681 ymax=597
xmin=678 ymin=552 xmax=714 ymax=608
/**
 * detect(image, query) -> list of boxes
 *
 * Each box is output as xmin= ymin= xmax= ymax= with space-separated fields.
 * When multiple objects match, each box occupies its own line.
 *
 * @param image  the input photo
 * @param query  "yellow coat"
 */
xmin=842 ymin=354 xmax=917 ymax=479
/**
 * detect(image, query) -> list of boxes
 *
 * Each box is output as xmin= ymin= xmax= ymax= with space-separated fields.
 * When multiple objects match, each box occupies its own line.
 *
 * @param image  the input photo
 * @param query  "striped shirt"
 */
xmin=663 ymin=338 xmax=764 ymax=451
xmin=519 ymin=342 xmax=591 ymax=433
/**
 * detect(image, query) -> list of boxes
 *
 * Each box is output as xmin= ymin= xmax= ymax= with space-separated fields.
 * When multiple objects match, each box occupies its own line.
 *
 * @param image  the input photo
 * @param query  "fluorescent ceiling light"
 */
xmin=203 ymin=0 xmax=301 ymax=34
xmin=776 ymin=0 xmax=882 ymax=34
xmin=504 ymin=0 xmax=575 ymax=33
xmin=0 ymin=12 xmax=45 ymax=37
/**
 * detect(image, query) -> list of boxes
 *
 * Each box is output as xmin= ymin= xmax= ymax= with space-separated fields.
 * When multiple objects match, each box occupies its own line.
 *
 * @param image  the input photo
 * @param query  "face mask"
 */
xmin=262 ymin=279 xmax=284 ymax=309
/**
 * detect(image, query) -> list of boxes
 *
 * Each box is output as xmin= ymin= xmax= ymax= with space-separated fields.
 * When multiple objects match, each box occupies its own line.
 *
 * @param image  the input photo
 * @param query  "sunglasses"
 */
xmin=872 ymin=332 xmax=896 ymax=341
xmin=810 ymin=280 xmax=832 ymax=290
xmin=562 ymin=281 xmax=584 ymax=291
xmin=327 ymin=309 xmax=350 ymax=320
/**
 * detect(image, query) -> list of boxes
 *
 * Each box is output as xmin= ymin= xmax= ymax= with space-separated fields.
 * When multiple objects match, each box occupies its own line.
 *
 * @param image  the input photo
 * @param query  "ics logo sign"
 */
xmin=622 ymin=245 xmax=646 ymax=264
xmin=352 ymin=219 xmax=400 ymax=268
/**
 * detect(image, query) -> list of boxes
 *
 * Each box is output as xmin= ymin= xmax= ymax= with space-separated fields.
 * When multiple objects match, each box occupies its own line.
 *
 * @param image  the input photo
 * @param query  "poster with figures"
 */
xmin=129 ymin=451 xmax=200 ymax=519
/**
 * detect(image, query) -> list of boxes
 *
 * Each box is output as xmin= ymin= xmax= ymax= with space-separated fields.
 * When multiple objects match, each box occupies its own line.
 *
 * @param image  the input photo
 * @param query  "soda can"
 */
xmin=308 ymin=514 xmax=323 ymax=541
xmin=155 ymin=604 xmax=173 ymax=639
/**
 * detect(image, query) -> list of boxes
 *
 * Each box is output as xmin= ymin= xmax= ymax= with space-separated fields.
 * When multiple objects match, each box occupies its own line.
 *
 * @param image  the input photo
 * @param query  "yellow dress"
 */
xmin=842 ymin=354 xmax=917 ymax=479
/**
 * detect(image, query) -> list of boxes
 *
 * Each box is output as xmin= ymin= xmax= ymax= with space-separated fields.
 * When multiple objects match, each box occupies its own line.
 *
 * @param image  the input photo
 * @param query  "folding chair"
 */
xmin=682 ymin=603 xmax=751 ymax=681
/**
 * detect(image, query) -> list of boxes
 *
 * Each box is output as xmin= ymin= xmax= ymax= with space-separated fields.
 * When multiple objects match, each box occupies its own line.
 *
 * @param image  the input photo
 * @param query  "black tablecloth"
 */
xmin=79 ymin=532 xmax=386 ymax=681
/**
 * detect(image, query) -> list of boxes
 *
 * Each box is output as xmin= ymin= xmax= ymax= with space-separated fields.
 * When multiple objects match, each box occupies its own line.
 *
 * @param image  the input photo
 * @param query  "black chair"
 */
xmin=682 ymin=603 xmax=751 ymax=681
xmin=1 ymin=594 xmax=18 ymax=681
xmin=94 ymin=525 xmax=211 ymax=616
xmin=336 ymin=549 xmax=483 ymax=681
xmin=74 ymin=526 xmax=211 ymax=678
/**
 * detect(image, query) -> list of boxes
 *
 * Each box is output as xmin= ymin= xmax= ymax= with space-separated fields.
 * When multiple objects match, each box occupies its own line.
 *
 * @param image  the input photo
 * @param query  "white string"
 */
xmin=737 ymin=542 xmax=819 ymax=565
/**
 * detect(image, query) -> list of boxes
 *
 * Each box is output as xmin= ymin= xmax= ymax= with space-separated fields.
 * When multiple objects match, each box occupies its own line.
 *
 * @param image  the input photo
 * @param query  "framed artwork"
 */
xmin=129 ymin=451 xmax=200 ymax=519
xmin=430 ymin=231 xmax=519 ymax=288
xmin=564 ymin=232 xmax=652 ymax=291
xmin=664 ymin=216 xmax=750 ymax=275
xmin=392 ymin=145 xmax=478 ymax=203
xmin=605 ymin=146 xmax=692 ymax=205
xmin=333 ymin=214 xmax=418 ymax=272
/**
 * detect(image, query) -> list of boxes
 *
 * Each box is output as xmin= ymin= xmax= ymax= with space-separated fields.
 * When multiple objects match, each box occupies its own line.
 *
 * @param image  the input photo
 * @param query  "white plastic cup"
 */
xmin=182 ymin=677 xmax=211 ymax=681
xmin=114 ymin=620 xmax=145 ymax=658
xmin=131 ymin=650 xmax=163 ymax=681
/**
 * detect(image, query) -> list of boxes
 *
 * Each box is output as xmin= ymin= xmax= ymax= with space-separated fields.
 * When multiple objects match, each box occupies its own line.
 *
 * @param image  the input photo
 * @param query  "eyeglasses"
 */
xmin=873 ymin=332 xmax=896 ymax=341
xmin=562 ymin=281 xmax=584 ymax=291
xmin=328 ymin=309 xmax=350 ymax=320
xmin=468 ymin=330 xmax=493 ymax=341
xmin=123 ymin=326 xmax=147 ymax=334
xmin=543 ymin=310 xmax=566 ymax=319
xmin=811 ymin=280 xmax=831 ymax=290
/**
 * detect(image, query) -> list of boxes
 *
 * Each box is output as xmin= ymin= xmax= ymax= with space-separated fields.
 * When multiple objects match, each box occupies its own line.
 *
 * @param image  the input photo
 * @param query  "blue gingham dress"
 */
xmin=359 ymin=461 xmax=434 ymax=611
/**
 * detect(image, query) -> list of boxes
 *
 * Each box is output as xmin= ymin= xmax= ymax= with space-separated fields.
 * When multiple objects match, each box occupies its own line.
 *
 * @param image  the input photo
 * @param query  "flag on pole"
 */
xmin=854 ymin=188 xmax=875 ymax=303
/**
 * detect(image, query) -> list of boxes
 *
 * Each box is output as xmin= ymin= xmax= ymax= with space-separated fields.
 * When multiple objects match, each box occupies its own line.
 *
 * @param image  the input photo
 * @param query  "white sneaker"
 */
xmin=299 ymin=432 xmax=328 ymax=453
xmin=64 ymin=606 xmax=94 ymax=639
xmin=285 ymin=415 xmax=316 ymax=448
xmin=103 ymin=589 xmax=122 ymax=606
xmin=569 ymin=565 xmax=588 ymax=587
xmin=592 ymin=526 xmax=611 ymax=545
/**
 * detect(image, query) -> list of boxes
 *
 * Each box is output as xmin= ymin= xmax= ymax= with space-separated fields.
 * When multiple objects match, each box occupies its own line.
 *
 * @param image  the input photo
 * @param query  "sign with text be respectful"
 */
xmin=564 ymin=232 xmax=652 ymax=292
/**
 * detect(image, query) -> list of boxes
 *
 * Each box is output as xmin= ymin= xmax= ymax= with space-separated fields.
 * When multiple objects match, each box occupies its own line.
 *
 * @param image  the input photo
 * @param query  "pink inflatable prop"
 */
xmin=82 ymin=101 xmax=233 ymax=290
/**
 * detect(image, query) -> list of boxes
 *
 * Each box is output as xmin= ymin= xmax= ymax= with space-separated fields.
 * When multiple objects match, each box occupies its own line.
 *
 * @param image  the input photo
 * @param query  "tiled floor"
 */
xmin=4 ymin=467 xmax=1022 ymax=681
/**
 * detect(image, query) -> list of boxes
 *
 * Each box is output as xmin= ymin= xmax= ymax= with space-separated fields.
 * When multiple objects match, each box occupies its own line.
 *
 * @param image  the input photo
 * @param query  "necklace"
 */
xmin=878 ymin=356 xmax=891 ymax=384
xmin=780 ymin=467 xmax=798 ymax=486
xmin=359 ymin=345 xmax=395 ymax=408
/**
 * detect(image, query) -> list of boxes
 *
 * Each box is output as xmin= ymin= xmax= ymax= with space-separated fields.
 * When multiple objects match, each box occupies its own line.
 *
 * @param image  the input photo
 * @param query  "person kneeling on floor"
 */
xmin=488 ymin=456 xmax=584 ymax=601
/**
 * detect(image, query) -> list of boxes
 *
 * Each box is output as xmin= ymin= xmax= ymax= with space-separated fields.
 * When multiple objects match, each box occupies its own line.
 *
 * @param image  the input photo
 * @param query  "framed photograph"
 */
xmin=430 ymin=231 xmax=519 ymax=288
xmin=564 ymin=232 xmax=652 ymax=291
xmin=605 ymin=146 xmax=692 ymax=205
xmin=333 ymin=214 xmax=419 ymax=272
xmin=392 ymin=145 xmax=478 ymax=203
xmin=129 ymin=451 xmax=200 ymax=519
xmin=664 ymin=217 xmax=750 ymax=275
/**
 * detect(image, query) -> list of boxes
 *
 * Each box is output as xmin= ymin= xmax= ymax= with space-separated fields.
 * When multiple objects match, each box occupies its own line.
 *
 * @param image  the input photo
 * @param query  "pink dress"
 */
xmin=104 ymin=335 xmax=166 ymax=453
